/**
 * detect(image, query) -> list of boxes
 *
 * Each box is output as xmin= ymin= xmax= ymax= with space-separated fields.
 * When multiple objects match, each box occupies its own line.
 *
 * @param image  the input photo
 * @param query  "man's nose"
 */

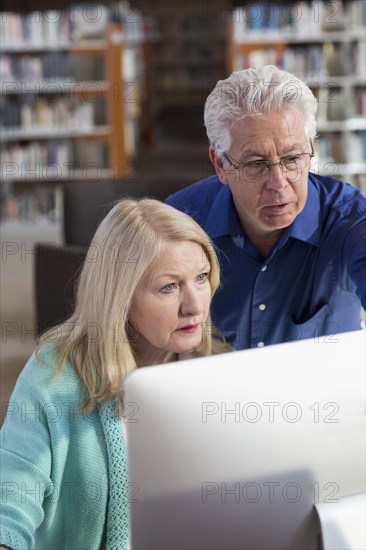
xmin=265 ymin=163 xmax=288 ymax=190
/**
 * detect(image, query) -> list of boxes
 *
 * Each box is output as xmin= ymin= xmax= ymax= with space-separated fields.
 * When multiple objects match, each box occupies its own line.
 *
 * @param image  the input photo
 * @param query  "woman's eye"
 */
xmin=161 ymin=283 xmax=175 ymax=293
xmin=196 ymin=273 xmax=208 ymax=283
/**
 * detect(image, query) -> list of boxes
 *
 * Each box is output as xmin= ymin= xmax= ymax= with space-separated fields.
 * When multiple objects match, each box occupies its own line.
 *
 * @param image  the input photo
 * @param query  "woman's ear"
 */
xmin=209 ymin=145 xmax=229 ymax=185
xmin=125 ymin=318 xmax=138 ymax=345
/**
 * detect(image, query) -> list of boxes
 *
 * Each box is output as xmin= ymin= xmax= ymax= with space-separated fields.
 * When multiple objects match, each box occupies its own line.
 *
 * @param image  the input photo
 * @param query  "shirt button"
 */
xmin=261 ymin=265 xmax=267 ymax=272
xmin=259 ymin=304 xmax=266 ymax=311
xmin=257 ymin=341 xmax=265 ymax=347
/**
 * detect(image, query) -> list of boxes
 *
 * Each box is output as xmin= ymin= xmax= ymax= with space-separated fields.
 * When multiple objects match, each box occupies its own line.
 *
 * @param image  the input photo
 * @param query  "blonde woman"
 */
xmin=0 ymin=198 xmax=230 ymax=550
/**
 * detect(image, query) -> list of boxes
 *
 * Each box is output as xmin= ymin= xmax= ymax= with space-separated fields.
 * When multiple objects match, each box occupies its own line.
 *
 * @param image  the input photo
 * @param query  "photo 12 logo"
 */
xmin=201 ymin=401 xmax=340 ymax=423
xmin=201 ymin=480 xmax=340 ymax=504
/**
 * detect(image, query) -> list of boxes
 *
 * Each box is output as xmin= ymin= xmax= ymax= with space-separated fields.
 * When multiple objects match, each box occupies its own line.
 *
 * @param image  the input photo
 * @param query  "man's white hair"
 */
xmin=204 ymin=65 xmax=318 ymax=156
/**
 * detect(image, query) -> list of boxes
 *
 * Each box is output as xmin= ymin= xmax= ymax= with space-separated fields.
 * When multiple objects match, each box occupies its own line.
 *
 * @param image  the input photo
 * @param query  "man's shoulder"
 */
xmin=166 ymin=174 xmax=224 ymax=215
xmin=310 ymin=173 xmax=366 ymax=218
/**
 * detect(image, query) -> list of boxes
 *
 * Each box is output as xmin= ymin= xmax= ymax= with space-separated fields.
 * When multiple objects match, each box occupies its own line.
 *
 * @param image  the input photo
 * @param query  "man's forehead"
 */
xmin=227 ymin=111 xmax=307 ymax=154
xmin=229 ymin=109 xmax=304 ymax=133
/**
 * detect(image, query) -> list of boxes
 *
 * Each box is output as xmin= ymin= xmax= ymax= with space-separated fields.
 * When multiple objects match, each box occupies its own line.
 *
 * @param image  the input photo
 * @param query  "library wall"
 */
xmin=0 ymin=2 xmax=151 ymax=222
xmin=1 ymin=0 xmax=365 ymax=226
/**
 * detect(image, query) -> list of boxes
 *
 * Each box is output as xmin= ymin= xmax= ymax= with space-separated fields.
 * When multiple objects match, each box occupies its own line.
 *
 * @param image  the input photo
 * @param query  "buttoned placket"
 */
xmin=232 ymin=234 xmax=272 ymax=348
xmin=252 ymin=261 xmax=270 ymax=348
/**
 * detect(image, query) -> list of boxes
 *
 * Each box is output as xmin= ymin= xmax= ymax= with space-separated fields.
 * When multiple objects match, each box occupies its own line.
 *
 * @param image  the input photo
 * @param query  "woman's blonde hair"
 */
xmin=38 ymin=198 xmax=223 ymax=412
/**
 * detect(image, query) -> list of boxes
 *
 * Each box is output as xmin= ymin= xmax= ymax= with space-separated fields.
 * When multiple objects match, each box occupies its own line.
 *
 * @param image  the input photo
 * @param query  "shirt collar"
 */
xmin=205 ymin=176 xmax=321 ymax=246
xmin=205 ymin=184 xmax=243 ymax=238
xmin=289 ymin=175 xmax=321 ymax=246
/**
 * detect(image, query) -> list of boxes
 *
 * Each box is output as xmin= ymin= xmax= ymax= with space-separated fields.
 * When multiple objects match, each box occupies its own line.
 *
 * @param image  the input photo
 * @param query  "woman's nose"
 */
xmin=180 ymin=287 xmax=202 ymax=317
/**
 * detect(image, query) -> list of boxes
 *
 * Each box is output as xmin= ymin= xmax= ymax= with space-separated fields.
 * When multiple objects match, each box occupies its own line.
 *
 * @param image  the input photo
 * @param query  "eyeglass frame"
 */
xmin=222 ymin=141 xmax=315 ymax=179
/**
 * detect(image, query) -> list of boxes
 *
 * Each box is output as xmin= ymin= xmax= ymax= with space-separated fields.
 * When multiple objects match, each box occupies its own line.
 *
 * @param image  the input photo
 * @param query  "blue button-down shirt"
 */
xmin=166 ymin=173 xmax=366 ymax=350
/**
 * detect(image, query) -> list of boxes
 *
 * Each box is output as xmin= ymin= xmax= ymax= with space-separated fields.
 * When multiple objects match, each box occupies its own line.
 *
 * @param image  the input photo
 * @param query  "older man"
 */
xmin=166 ymin=65 xmax=366 ymax=350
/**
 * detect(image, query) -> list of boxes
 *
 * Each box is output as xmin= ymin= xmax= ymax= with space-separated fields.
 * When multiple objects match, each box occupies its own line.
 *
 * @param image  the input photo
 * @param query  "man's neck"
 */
xmin=244 ymin=227 xmax=285 ymax=258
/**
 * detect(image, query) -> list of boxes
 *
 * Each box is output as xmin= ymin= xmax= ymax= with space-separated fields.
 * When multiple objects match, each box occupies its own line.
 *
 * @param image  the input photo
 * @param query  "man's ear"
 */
xmin=209 ymin=145 xmax=229 ymax=184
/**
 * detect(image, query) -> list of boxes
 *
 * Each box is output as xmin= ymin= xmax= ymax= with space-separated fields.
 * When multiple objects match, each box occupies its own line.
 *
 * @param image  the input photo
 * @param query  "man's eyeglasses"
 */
xmin=223 ymin=142 xmax=314 ymax=182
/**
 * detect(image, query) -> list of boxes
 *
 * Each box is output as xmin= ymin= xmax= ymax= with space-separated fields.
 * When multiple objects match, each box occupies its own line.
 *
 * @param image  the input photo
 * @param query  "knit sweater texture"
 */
xmin=0 ymin=343 xmax=129 ymax=549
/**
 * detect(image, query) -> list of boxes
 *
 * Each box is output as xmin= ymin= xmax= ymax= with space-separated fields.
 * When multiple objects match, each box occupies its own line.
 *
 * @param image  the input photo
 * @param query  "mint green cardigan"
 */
xmin=0 ymin=344 xmax=129 ymax=549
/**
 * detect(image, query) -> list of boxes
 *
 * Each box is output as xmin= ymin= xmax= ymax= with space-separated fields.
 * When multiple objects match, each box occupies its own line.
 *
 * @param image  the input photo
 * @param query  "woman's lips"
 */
xmin=176 ymin=324 xmax=200 ymax=334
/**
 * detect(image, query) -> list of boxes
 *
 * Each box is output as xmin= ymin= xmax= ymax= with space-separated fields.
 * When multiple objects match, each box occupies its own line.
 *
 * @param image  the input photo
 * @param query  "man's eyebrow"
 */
xmin=240 ymin=143 xmax=306 ymax=159
xmin=281 ymin=143 xmax=307 ymax=154
xmin=240 ymin=149 xmax=267 ymax=159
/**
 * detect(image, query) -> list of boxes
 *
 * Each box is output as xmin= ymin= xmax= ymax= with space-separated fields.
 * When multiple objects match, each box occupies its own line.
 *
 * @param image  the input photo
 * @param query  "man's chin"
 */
xmin=261 ymin=209 xmax=297 ymax=230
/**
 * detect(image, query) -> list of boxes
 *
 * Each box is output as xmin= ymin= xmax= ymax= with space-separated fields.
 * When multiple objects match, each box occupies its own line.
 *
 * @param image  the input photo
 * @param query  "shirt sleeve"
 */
xmin=0 ymin=359 xmax=54 ymax=550
xmin=343 ymin=218 xmax=366 ymax=310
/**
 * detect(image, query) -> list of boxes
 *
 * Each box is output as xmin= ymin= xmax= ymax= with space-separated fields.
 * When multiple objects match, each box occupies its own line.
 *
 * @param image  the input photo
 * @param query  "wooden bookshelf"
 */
xmin=134 ymin=0 xmax=227 ymax=110
xmin=0 ymin=4 xmax=153 ymax=221
xmin=227 ymin=0 xmax=366 ymax=194
xmin=106 ymin=21 xmax=128 ymax=177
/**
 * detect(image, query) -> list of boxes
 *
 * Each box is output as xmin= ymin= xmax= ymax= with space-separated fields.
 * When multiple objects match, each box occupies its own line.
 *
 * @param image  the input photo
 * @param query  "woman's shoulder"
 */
xmin=211 ymin=330 xmax=234 ymax=355
xmin=12 ymin=341 xmax=82 ymax=401
xmin=211 ymin=340 xmax=234 ymax=355
xmin=180 ymin=340 xmax=233 ymax=361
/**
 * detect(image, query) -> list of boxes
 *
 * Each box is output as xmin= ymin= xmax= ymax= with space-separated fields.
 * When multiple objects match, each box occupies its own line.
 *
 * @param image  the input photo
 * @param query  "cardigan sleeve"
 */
xmin=0 ymin=356 xmax=54 ymax=550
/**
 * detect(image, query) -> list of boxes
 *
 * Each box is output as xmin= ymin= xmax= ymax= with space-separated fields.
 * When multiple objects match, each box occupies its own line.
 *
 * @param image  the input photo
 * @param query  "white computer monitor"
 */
xmin=125 ymin=330 xmax=365 ymax=550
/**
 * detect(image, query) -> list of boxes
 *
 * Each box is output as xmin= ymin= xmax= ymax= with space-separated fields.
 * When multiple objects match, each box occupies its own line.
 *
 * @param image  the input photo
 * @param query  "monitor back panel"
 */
xmin=125 ymin=330 xmax=366 ymax=550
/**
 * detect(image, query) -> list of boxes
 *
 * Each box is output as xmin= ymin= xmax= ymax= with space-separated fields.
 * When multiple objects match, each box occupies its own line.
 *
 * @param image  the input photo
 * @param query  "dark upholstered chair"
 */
xmin=62 ymin=176 xmax=194 ymax=247
xmin=35 ymin=242 xmax=87 ymax=336
xmin=62 ymin=179 xmax=150 ymax=246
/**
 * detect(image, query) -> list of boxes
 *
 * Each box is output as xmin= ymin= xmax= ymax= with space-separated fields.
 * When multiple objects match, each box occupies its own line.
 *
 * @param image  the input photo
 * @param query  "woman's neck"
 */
xmin=136 ymin=349 xmax=178 ymax=368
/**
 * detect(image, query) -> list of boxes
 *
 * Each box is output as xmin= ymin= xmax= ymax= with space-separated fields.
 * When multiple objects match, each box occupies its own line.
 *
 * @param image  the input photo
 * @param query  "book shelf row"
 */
xmin=317 ymin=131 xmax=366 ymax=164
xmin=1 ymin=97 xmax=107 ymax=134
xmin=233 ymin=41 xmax=366 ymax=81
xmin=1 ymin=188 xmax=63 ymax=224
xmin=232 ymin=0 xmax=366 ymax=37
xmin=2 ymin=140 xmax=109 ymax=177
xmin=1 ymin=3 xmax=144 ymax=50
xmin=1 ymin=52 xmax=106 ymax=82
xmin=1 ymin=47 xmax=144 ymax=94
xmin=316 ymin=87 xmax=366 ymax=123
